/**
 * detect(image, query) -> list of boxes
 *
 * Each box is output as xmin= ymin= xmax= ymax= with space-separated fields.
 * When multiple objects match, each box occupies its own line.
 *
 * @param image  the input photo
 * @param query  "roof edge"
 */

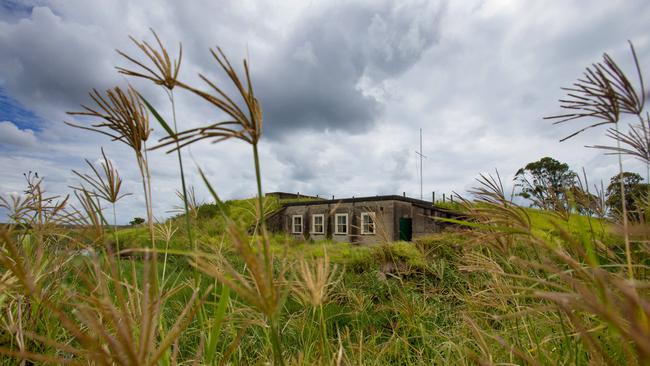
xmin=280 ymin=194 xmax=450 ymax=211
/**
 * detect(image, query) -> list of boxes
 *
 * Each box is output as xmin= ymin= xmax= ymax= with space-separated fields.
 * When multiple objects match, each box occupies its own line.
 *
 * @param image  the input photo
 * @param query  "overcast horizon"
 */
xmin=1 ymin=0 xmax=649 ymax=224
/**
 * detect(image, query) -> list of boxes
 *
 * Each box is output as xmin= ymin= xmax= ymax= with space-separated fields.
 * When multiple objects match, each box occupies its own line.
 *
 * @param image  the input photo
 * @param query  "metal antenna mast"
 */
xmin=415 ymin=128 xmax=427 ymax=200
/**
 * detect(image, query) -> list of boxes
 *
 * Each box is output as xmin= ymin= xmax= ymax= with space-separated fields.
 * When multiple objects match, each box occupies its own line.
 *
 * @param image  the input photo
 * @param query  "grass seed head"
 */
xmin=67 ymin=86 xmax=151 ymax=154
xmin=154 ymin=47 xmax=263 ymax=152
xmin=117 ymin=28 xmax=182 ymax=90
xmin=293 ymin=250 xmax=341 ymax=307
xmin=71 ymin=147 xmax=131 ymax=204
xmin=194 ymin=221 xmax=286 ymax=319
xmin=546 ymin=41 xmax=645 ymax=142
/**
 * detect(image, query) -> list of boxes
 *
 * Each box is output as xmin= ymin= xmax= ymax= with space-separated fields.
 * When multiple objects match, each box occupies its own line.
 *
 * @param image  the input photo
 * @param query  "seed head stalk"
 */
xmin=637 ymin=113 xmax=650 ymax=199
xmin=318 ymin=304 xmax=328 ymax=359
xmin=269 ymin=316 xmax=285 ymax=366
xmin=252 ymin=141 xmax=285 ymax=365
xmin=145 ymin=146 xmax=161 ymax=296
xmin=137 ymin=149 xmax=155 ymax=247
xmin=167 ymin=88 xmax=197 ymax=285
xmin=112 ymin=202 xmax=119 ymax=257
xmin=613 ymin=123 xmax=633 ymax=279
xmin=135 ymin=146 xmax=158 ymax=294
xmin=252 ymin=143 xmax=272 ymax=281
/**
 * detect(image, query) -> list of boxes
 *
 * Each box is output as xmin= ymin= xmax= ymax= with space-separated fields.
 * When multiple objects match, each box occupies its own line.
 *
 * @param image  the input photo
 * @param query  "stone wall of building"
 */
xmin=413 ymin=205 xmax=438 ymax=238
xmin=267 ymin=196 xmax=451 ymax=244
xmin=280 ymin=200 xmax=400 ymax=244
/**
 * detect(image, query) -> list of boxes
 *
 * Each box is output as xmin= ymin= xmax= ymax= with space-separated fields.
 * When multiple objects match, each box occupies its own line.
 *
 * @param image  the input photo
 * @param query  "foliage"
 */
xmin=606 ymin=171 xmax=648 ymax=217
xmin=129 ymin=217 xmax=145 ymax=226
xmin=515 ymin=156 xmax=577 ymax=210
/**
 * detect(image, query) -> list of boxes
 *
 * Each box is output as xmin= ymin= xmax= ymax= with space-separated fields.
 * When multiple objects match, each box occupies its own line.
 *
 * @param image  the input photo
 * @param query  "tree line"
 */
xmin=514 ymin=156 xmax=648 ymax=218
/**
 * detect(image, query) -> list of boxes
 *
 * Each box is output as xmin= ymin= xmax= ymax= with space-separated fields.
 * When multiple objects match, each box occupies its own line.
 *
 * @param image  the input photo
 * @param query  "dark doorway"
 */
xmin=399 ymin=217 xmax=412 ymax=241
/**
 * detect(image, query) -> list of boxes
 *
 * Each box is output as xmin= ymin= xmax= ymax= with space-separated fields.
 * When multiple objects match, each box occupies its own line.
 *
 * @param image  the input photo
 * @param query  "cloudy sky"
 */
xmin=1 ymin=0 xmax=649 ymax=223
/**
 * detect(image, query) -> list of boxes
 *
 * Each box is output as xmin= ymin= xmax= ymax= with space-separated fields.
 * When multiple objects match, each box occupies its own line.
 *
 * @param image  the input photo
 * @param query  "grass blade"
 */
xmin=138 ymin=92 xmax=175 ymax=137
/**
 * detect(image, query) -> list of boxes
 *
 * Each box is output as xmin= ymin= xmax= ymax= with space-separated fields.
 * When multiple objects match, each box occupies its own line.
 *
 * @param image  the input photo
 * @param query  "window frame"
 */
xmin=311 ymin=214 xmax=325 ymax=234
xmin=361 ymin=212 xmax=376 ymax=235
xmin=334 ymin=213 xmax=348 ymax=235
xmin=291 ymin=215 xmax=303 ymax=234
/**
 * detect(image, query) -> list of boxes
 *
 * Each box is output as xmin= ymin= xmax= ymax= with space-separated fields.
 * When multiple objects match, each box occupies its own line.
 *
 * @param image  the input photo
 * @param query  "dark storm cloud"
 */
xmin=256 ymin=1 xmax=446 ymax=138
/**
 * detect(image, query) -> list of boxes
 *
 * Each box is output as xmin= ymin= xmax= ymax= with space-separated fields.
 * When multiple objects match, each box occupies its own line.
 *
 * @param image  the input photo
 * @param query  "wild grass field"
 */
xmin=1 ymin=32 xmax=649 ymax=365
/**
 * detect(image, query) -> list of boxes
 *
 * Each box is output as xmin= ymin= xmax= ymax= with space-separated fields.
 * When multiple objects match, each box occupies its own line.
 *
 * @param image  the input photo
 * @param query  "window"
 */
xmin=361 ymin=212 xmax=375 ymax=234
xmin=335 ymin=213 xmax=348 ymax=234
xmin=311 ymin=214 xmax=324 ymax=234
xmin=292 ymin=215 xmax=303 ymax=234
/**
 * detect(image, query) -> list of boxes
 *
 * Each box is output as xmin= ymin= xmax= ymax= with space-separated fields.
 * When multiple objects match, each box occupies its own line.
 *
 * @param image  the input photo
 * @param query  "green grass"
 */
xmin=117 ymin=200 xmax=612 ymax=263
xmin=8 ymin=195 xmax=639 ymax=365
xmin=138 ymin=229 xmax=476 ymax=364
xmin=525 ymin=207 xmax=607 ymax=233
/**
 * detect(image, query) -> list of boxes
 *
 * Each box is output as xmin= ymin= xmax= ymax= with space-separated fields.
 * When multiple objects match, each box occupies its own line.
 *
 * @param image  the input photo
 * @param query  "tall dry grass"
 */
xmin=546 ymin=41 xmax=646 ymax=279
xmin=66 ymin=85 xmax=155 ymax=249
xmin=446 ymin=41 xmax=650 ymax=365
xmin=0 ymin=175 xmax=208 ymax=365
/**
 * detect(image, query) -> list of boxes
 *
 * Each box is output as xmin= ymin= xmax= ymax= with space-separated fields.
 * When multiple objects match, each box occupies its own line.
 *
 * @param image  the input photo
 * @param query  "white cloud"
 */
xmin=0 ymin=121 xmax=37 ymax=147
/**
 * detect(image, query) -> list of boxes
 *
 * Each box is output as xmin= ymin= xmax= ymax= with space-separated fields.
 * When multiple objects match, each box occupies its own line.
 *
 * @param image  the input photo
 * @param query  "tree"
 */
xmin=129 ymin=217 xmax=145 ymax=226
xmin=515 ymin=157 xmax=577 ymax=210
xmin=605 ymin=172 xmax=648 ymax=217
